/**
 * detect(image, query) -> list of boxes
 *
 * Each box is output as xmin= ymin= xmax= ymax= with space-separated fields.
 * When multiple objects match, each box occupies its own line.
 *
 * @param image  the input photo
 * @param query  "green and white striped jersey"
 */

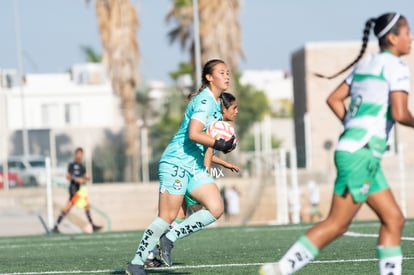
xmin=336 ymin=51 xmax=410 ymax=157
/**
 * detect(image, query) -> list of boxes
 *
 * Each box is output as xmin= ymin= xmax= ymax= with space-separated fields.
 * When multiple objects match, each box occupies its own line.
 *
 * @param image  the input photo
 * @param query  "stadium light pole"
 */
xmin=14 ymin=0 xmax=29 ymax=157
xmin=192 ymin=0 xmax=202 ymax=88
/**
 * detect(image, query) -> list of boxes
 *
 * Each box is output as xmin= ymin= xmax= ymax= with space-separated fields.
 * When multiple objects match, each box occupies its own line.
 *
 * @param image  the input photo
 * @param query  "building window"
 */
xmin=64 ymin=103 xmax=80 ymax=125
xmin=41 ymin=104 xmax=58 ymax=127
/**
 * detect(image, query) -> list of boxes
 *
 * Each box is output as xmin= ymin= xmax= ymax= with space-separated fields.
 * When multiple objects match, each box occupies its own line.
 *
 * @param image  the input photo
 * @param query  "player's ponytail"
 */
xmin=315 ymin=18 xmax=375 ymax=79
xmin=187 ymin=59 xmax=226 ymax=100
xmin=315 ymin=12 xmax=407 ymax=80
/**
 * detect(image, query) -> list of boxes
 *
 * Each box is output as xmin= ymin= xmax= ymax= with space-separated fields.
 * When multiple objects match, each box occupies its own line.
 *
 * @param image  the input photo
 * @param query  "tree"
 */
xmin=241 ymin=134 xmax=282 ymax=152
xmin=94 ymin=0 xmax=140 ymax=182
xmin=166 ymin=0 xmax=243 ymax=75
xmin=151 ymin=83 xmax=187 ymax=155
xmin=79 ymin=45 xmax=102 ymax=63
xmin=169 ymin=61 xmax=193 ymax=82
xmin=234 ymin=74 xmax=271 ymax=140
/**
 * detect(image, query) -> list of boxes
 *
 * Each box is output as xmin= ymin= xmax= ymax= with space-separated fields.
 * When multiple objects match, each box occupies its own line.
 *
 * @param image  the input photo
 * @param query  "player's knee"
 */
xmin=159 ymin=213 xmax=179 ymax=224
xmin=396 ymin=215 xmax=405 ymax=231
xmin=328 ymin=219 xmax=350 ymax=236
xmin=335 ymin=224 xmax=349 ymax=236
xmin=384 ymin=211 xmax=405 ymax=231
xmin=207 ymin=202 xmax=224 ymax=219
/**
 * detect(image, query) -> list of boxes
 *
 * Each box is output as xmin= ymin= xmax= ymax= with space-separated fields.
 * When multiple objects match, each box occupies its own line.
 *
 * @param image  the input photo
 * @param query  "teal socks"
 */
xmin=131 ymin=217 xmax=169 ymax=265
xmin=166 ymin=209 xmax=216 ymax=242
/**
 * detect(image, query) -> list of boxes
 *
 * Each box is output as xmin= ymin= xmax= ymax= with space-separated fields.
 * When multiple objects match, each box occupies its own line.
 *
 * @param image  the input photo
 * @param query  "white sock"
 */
xmin=379 ymin=256 xmax=402 ymax=275
xmin=377 ymin=246 xmax=402 ymax=275
xmin=279 ymin=236 xmax=319 ymax=275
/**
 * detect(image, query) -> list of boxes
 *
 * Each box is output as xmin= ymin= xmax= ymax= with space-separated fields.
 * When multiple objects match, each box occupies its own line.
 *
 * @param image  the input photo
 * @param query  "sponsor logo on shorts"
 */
xmin=360 ymin=181 xmax=370 ymax=195
xmin=193 ymin=167 xmax=225 ymax=179
xmin=210 ymin=167 xmax=224 ymax=178
xmin=173 ymin=179 xmax=183 ymax=190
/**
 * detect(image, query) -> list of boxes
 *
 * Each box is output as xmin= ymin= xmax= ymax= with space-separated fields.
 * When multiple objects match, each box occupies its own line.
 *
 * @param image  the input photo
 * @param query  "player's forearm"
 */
xmin=394 ymin=110 xmax=414 ymax=128
xmin=326 ymin=82 xmax=350 ymax=122
xmin=204 ymin=149 xmax=213 ymax=172
xmin=212 ymin=156 xmax=238 ymax=171
xmin=326 ymin=98 xmax=347 ymax=122
xmin=76 ymin=178 xmax=86 ymax=184
xmin=188 ymin=131 xmax=215 ymax=147
xmin=212 ymin=155 xmax=228 ymax=166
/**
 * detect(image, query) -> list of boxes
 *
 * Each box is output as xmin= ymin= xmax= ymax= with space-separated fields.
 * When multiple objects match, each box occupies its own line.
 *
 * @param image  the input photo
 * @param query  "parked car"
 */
xmin=0 ymin=171 xmax=23 ymax=189
xmin=4 ymin=156 xmax=47 ymax=186
xmin=1 ymin=156 xmax=68 ymax=187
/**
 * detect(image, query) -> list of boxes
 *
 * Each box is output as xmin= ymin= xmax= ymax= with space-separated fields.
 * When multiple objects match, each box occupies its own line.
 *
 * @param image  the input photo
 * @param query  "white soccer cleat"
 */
xmin=259 ymin=262 xmax=284 ymax=275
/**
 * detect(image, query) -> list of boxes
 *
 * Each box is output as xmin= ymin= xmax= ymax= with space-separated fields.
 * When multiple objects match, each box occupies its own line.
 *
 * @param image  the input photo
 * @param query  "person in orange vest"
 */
xmin=51 ymin=147 xmax=102 ymax=233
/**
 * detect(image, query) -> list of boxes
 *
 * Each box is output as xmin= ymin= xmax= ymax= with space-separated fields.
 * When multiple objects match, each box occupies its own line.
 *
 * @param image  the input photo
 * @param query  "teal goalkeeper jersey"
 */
xmin=160 ymin=87 xmax=222 ymax=171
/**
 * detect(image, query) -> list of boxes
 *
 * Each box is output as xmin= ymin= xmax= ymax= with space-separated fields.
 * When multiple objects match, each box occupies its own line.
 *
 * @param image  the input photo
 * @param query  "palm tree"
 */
xmin=79 ymin=45 xmax=102 ymax=63
xmin=166 ymin=0 xmax=243 ymax=76
xmin=94 ymin=0 xmax=140 ymax=182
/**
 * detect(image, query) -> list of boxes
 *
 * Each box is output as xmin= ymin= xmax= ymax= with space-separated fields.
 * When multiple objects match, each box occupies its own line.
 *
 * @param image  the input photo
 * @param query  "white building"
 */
xmin=240 ymin=70 xmax=295 ymax=149
xmin=0 ymin=64 xmax=170 ymax=181
xmin=240 ymin=70 xmax=293 ymax=100
xmin=0 ymin=64 xmax=125 ymax=167
xmin=1 ymin=63 xmax=123 ymax=131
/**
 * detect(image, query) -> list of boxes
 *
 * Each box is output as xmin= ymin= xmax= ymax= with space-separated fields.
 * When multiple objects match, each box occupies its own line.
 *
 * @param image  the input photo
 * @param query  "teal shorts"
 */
xmin=184 ymin=192 xmax=200 ymax=206
xmin=334 ymin=148 xmax=389 ymax=203
xmin=158 ymin=161 xmax=214 ymax=195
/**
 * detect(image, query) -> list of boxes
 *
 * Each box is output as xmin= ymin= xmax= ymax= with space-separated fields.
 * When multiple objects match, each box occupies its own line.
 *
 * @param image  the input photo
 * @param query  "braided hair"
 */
xmin=187 ymin=59 xmax=226 ymax=100
xmin=316 ymin=12 xmax=406 ymax=79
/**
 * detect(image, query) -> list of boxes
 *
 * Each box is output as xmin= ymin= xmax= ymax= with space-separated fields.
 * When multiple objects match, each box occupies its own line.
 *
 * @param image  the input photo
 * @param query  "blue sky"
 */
xmin=0 ymin=0 xmax=413 ymax=83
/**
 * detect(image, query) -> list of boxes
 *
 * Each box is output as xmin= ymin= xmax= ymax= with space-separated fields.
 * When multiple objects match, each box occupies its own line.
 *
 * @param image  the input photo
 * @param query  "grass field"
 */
xmin=1 ymin=221 xmax=414 ymax=275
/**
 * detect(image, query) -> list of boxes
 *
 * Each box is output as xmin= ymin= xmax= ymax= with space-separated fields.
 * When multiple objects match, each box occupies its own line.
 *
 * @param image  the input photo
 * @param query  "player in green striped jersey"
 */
xmin=261 ymin=12 xmax=413 ymax=275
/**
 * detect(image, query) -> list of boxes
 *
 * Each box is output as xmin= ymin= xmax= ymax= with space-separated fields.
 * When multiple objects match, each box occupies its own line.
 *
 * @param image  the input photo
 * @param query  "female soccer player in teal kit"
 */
xmin=145 ymin=91 xmax=240 ymax=268
xmin=126 ymin=59 xmax=235 ymax=275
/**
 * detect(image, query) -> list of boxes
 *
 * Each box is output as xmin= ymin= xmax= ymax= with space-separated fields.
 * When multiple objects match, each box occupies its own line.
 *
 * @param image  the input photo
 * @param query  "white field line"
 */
xmin=345 ymin=231 xmax=414 ymax=241
xmin=241 ymin=221 xmax=409 ymax=232
xmin=0 ymin=238 xmax=133 ymax=249
xmin=4 ymin=231 xmax=413 ymax=250
xmin=0 ymin=271 xmax=114 ymax=275
xmin=2 ymin=257 xmax=414 ymax=275
xmin=0 ymin=223 xmax=368 ymax=247
xmin=3 ymin=224 xmax=414 ymax=249
xmin=0 ymin=231 xmax=137 ymax=243
xmin=0 ymin=232 xmax=135 ymax=245
xmin=0 ymin=220 xmax=403 ymax=245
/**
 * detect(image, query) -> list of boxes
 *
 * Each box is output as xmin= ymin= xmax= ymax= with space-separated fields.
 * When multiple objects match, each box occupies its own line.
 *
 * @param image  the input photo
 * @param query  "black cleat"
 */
xmin=144 ymin=257 xmax=163 ymax=268
xmin=92 ymin=224 xmax=102 ymax=232
xmin=159 ymin=234 xmax=174 ymax=267
xmin=50 ymin=227 xmax=60 ymax=234
xmin=125 ymin=263 xmax=146 ymax=275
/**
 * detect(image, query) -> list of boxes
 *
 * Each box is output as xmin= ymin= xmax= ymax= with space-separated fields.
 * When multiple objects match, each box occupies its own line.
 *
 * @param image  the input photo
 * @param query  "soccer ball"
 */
xmin=83 ymin=223 xmax=93 ymax=234
xmin=207 ymin=121 xmax=237 ymax=143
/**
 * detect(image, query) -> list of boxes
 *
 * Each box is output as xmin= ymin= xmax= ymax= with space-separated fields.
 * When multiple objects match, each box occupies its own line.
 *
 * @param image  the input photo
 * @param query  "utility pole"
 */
xmin=192 ymin=0 xmax=202 ymax=88
xmin=14 ymin=0 xmax=29 ymax=157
